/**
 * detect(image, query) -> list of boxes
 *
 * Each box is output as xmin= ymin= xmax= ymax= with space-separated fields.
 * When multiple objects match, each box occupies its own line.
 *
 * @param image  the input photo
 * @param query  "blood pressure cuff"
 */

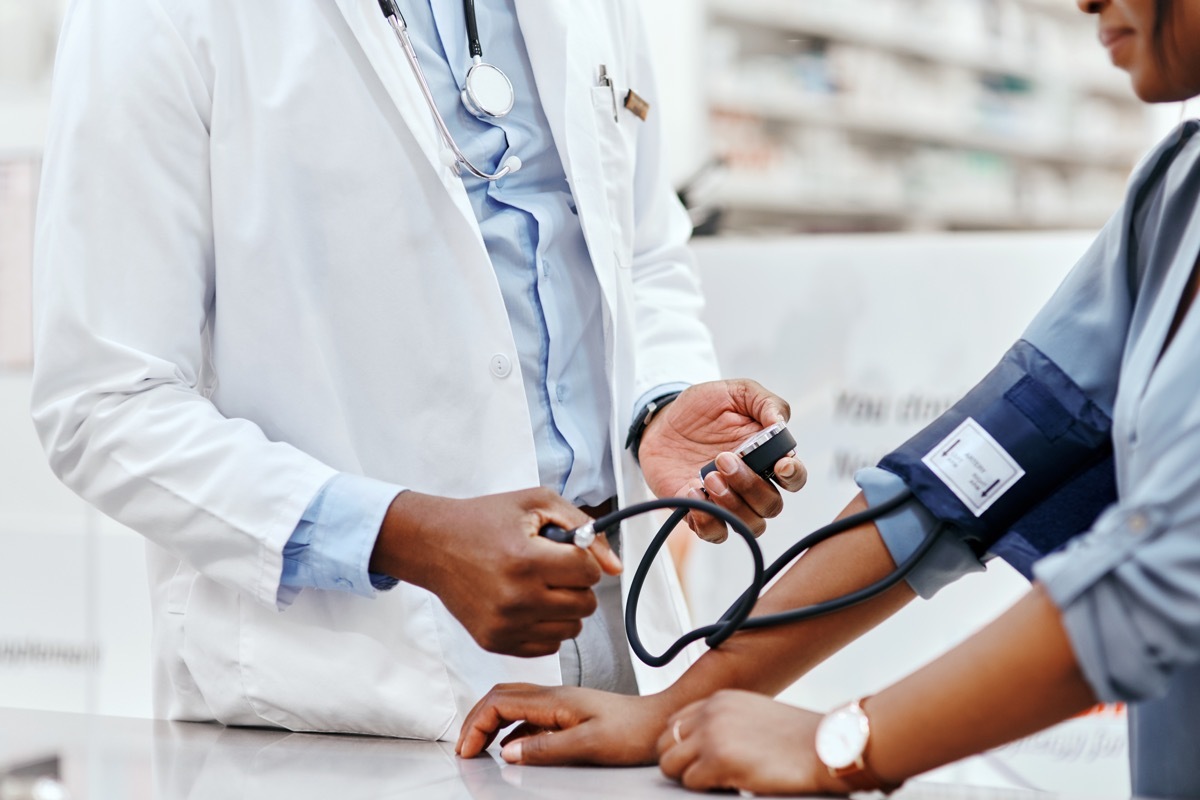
xmin=989 ymin=453 xmax=1117 ymax=577
xmin=878 ymin=340 xmax=1115 ymax=565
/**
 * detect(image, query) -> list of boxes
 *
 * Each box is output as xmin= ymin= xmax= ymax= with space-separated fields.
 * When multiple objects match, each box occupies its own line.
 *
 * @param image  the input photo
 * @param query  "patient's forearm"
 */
xmin=866 ymin=584 xmax=1096 ymax=784
xmin=660 ymin=493 xmax=917 ymax=707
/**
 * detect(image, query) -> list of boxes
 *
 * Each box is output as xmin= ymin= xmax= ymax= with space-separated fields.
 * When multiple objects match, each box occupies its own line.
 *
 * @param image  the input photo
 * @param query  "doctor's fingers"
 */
xmin=528 ymin=540 xmax=606 ymax=588
xmin=685 ymin=474 xmax=768 ymax=543
xmin=507 ymin=621 xmax=586 ymax=658
xmin=524 ymin=586 xmax=598 ymax=623
xmin=469 ymin=586 xmax=594 ymax=656
xmin=585 ymin=532 xmax=623 ymax=575
xmin=737 ymin=378 xmax=792 ymax=428
xmin=772 ymin=455 xmax=808 ymax=493
xmin=483 ymin=586 xmax=595 ymax=637
xmin=706 ymin=452 xmax=788 ymax=523
xmin=684 ymin=486 xmax=732 ymax=543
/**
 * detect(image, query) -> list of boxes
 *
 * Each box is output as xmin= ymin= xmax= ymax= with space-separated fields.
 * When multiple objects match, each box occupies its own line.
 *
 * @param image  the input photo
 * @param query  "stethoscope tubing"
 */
xmin=464 ymin=0 xmax=484 ymax=59
xmin=379 ymin=1 xmax=517 ymax=181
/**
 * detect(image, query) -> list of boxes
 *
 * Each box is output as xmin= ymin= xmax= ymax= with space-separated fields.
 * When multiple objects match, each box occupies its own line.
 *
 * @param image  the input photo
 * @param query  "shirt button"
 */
xmin=556 ymin=384 xmax=567 ymax=402
xmin=1128 ymin=512 xmax=1149 ymax=535
xmin=490 ymin=354 xmax=513 ymax=378
xmin=541 ymin=260 xmax=551 ymax=277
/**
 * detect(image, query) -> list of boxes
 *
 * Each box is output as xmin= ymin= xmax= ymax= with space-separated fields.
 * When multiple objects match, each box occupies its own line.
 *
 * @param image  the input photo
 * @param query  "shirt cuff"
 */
xmin=631 ymin=382 xmax=692 ymax=425
xmin=278 ymin=473 xmax=404 ymax=608
xmin=1033 ymin=503 xmax=1173 ymax=702
xmin=855 ymin=467 xmax=985 ymax=599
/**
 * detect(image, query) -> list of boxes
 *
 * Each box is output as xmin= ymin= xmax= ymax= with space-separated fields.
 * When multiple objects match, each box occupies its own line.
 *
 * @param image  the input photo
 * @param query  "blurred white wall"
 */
xmin=0 ymin=0 xmax=65 ymax=152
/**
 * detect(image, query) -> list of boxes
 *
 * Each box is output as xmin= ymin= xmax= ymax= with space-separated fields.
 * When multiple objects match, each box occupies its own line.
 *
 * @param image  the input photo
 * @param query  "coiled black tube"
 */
xmin=577 ymin=489 xmax=927 ymax=667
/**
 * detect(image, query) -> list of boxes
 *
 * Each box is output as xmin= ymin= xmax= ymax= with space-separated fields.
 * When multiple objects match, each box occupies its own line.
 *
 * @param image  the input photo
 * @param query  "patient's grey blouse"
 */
xmin=858 ymin=119 xmax=1200 ymax=799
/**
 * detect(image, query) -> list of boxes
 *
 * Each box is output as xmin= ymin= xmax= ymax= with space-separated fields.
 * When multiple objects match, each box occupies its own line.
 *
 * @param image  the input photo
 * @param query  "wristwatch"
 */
xmin=624 ymin=390 xmax=683 ymax=464
xmin=814 ymin=698 xmax=902 ymax=794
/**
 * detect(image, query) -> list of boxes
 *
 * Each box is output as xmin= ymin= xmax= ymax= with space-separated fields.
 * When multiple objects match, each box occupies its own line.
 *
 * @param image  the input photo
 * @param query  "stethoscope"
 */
xmin=541 ymin=426 xmax=937 ymax=667
xmin=377 ymin=0 xmax=523 ymax=181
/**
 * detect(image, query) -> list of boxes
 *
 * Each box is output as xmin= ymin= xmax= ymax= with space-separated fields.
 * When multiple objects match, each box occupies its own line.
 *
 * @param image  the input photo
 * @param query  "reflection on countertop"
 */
xmin=0 ymin=707 xmax=681 ymax=800
xmin=0 ymin=707 xmax=1077 ymax=800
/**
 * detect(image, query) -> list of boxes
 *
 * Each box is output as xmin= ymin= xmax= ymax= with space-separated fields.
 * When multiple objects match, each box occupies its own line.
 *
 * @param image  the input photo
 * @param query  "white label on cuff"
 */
xmin=922 ymin=418 xmax=1024 ymax=517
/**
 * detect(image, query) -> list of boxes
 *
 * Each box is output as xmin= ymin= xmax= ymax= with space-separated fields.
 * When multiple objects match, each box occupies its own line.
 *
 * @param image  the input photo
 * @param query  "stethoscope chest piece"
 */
xmin=462 ymin=60 xmax=515 ymax=118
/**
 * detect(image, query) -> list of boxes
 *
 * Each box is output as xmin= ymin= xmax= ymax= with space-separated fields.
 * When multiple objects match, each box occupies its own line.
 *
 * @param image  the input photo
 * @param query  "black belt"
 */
xmin=580 ymin=496 xmax=617 ymax=520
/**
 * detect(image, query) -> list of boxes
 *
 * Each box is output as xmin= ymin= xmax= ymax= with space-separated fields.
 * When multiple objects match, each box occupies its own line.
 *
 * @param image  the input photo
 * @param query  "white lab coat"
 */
xmin=31 ymin=0 xmax=720 ymax=739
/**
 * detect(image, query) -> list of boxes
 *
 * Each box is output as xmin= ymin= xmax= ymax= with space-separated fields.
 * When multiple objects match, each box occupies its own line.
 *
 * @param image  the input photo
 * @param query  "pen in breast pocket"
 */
xmin=598 ymin=64 xmax=619 ymax=122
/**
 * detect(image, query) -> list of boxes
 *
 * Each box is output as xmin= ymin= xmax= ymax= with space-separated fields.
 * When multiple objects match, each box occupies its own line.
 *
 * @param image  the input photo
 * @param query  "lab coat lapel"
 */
xmin=511 ymin=2 xmax=572 ymax=174
xmin=514 ymin=1 xmax=619 ymax=309
xmin=330 ymin=0 xmax=481 ymax=234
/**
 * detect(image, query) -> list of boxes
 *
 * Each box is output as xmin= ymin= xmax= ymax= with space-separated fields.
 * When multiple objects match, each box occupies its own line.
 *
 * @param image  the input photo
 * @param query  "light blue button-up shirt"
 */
xmin=280 ymin=0 xmax=641 ymax=601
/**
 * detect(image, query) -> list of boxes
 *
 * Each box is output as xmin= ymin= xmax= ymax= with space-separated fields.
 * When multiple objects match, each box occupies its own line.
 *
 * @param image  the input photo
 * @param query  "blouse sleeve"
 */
xmin=1033 ymin=125 xmax=1200 ymax=703
xmin=862 ymin=123 xmax=1200 ymax=628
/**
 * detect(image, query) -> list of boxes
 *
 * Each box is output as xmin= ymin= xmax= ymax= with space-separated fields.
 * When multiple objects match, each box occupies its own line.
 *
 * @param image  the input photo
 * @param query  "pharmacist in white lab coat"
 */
xmin=30 ymin=0 xmax=805 ymax=739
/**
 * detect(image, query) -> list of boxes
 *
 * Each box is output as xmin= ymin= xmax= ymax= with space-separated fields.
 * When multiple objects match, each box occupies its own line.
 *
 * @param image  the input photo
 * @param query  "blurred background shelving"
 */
xmin=699 ymin=0 xmax=1157 ymax=233
xmin=0 ymin=0 xmax=1176 ymax=242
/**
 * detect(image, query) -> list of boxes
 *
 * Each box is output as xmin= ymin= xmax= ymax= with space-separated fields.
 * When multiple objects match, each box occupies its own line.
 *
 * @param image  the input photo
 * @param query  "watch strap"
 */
xmin=832 ymin=760 xmax=902 ymax=795
xmin=820 ymin=698 xmax=904 ymax=795
xmin=624 ymin=390 xmax=683 ymax=464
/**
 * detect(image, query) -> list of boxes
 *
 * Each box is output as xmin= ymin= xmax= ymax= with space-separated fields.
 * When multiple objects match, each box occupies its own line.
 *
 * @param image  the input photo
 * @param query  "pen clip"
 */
xmin=598 ymin=64 xmax=619 ymax=123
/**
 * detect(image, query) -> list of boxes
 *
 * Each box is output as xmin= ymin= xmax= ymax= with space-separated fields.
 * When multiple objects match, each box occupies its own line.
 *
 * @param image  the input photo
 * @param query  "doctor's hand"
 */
xmin=657 ymin=691 xmax=849 ymax=796
xmin=369 ymin=488 xmax=621 ymax=658
xmin=456 ymin=684 xmax=673 ymax=766
xmin=638 ymin=380 xmax=807 ymax=542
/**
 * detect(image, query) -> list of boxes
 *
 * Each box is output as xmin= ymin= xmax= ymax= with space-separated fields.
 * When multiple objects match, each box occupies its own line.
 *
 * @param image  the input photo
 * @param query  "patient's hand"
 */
xmin=657 ymin=690 xmax=851 ymax=796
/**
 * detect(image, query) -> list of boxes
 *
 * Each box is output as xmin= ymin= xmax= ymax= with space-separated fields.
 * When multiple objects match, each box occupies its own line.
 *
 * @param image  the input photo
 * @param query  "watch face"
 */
xmin=815 ymin=705 xmax=870 ymax=770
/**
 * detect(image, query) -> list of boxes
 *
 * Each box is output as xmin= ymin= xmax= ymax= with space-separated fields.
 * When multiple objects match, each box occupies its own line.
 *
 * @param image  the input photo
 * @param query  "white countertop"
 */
xmin=0 ymin=707 xmax=1081 ymax=800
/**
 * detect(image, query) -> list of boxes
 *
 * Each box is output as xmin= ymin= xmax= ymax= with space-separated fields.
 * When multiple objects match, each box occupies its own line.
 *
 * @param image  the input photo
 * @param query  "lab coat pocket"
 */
xmin=166 ymin=562 xmax=196 ymax=615
xmin=236 ymin=587 xmax=458 ymax=739
xmin=591 ymin=86 xmax=637 ymax=270
xmin=159 ymin=564 xmax=219 ymax=720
